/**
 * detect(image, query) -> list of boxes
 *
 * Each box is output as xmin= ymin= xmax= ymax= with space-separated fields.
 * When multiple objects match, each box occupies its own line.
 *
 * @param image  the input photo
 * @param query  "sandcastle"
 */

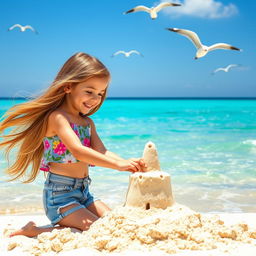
xmin=124 ymin=141 xmax=174 ymax=209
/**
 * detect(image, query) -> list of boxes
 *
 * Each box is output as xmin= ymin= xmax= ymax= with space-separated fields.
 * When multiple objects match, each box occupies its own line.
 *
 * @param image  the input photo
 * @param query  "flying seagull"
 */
xmin=111 ymin=50 xmax=143 ymax=58
xmin=8 ymin=24 xmax=38 ymax=34
xmin=212 ymin=64 xmax=239 ymax=74
xmin=124 ymin=2 xmax=181 ymax=19
xmin=166 ymin=28 xmax=241 ymax=59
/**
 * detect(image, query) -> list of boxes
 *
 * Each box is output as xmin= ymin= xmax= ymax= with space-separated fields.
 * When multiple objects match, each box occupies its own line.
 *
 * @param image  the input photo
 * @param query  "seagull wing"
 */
xmin=112 ymin=51 xmax=126 ymax=56
xmin=125 ymin=5 xmax=151 ymax=14
xmin=226 ymin=64 xmax=238 ymax=71
xmin=154 ymin=2 xmax=181 ymax=12
xmin=24 ymin=25 xmax=38 ymax=34
xmin=8 ymin=24 xmax=22 ymax=31
xmin=128 ymin=50 xmax=141 ymax=56
xmin=167 ymin=28 xmax=203 ymax=49
xmin=208 ymin=43 xmax=241 ymax=52
xmin=213 ymin=68 xmax=225 ymax=73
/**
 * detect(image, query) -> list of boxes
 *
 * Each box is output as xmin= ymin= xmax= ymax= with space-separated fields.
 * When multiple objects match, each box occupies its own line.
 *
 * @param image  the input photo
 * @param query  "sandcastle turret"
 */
xmin=142 ymin=141 xmax=161 ymax=172
xmin=124 ymin=141 xmax=174 ymax=210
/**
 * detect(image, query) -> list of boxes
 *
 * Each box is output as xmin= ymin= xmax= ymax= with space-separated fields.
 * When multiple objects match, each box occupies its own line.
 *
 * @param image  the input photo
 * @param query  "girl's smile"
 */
xmin=82 ymin=102 xmax=95 ymax=113
xmin=83 ymin=103 xmax=92 ymax=109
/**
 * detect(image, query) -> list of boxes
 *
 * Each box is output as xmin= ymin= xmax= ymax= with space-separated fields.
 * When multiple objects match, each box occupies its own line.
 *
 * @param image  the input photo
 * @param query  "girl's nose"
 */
xmin=89 ymin=94 xmax=101 ymax=103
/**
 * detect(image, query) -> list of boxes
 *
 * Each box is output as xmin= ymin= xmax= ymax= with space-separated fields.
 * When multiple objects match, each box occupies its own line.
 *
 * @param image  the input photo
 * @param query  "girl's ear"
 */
xmin=63 ymin=83 xmax=72 ymax=93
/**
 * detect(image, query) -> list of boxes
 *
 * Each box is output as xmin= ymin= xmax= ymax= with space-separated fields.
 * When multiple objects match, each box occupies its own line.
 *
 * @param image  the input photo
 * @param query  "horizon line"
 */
xmin=1 ymin=97 xmax=256 ymax=100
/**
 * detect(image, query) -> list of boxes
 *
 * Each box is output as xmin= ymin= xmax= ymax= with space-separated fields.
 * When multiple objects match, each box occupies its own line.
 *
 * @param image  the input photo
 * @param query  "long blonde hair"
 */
xmin=0 ymin=52 xmax=110 ymax=183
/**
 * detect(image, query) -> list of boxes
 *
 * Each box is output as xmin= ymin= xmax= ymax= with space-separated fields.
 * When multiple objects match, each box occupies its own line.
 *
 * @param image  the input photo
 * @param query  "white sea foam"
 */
xmin=243 ymin=140 xmax=256 ymax=146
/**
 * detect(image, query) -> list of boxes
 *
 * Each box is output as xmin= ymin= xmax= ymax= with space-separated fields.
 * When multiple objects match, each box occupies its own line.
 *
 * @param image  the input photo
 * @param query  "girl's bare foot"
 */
xmin=9 ymin=221 xmax=40 ymax=238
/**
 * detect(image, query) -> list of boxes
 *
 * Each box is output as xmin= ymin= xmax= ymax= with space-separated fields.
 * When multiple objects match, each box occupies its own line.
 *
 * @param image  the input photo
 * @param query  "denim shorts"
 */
xmin=43 ymin=172 xmax=97 ymax=225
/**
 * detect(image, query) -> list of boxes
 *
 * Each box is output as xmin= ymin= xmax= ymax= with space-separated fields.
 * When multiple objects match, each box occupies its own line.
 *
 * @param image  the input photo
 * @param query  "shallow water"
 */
xmin=0 ymin=98 xmax=256 ymax=214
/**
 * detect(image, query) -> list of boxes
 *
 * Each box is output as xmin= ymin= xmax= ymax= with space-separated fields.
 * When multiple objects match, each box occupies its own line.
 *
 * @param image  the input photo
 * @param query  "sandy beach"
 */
xmin=1 ymin=203 xmax=256 ymax=256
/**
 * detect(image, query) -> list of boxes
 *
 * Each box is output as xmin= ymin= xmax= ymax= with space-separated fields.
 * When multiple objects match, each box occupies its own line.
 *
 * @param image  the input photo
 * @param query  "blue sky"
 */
xmin=0 ymin=0 xmax=255 ymax=97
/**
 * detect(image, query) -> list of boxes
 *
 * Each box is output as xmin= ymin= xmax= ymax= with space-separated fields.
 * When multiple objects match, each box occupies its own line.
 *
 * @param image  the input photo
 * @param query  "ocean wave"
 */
xmin=243 ymin=139 xmax=256 ymax=146
xmin=108 ymin=134 xmax=152 ymax=140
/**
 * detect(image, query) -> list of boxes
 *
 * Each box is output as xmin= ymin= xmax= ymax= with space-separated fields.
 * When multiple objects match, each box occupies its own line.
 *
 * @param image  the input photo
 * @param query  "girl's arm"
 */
xmin=50 ymin=112 xmax=142 ymax=172
xmin=105 ymin=151 xmax=123 ymax=161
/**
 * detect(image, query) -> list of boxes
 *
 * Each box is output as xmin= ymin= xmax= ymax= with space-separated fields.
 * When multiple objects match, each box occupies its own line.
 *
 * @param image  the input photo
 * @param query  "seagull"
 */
xmin=111 ymin=50 xmax=143 ymax=58
xmin=8 ymin=24 xmax=38 ymax=34
xmin=166 ymin=28 xmax=241 ymax=59
xmin=124 ymin=2 xmax=181 ymax=20
xmin=212 ymin=64 xmax=239 ymax=74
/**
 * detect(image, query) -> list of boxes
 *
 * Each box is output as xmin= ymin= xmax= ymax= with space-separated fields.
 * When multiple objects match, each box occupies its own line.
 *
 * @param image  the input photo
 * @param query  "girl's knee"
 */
xmin=58 ymin=204 xmax=97 ymax=231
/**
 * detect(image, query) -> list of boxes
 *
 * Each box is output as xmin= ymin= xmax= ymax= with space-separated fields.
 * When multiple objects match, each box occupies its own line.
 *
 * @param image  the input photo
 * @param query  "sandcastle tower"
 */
xmin=124 ymin=141 xmax=174 ymax=210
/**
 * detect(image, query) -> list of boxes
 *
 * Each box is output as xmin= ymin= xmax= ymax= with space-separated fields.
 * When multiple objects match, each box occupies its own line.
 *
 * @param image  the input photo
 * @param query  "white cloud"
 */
xmin=160 ymin=0 xmax=238 ymax=19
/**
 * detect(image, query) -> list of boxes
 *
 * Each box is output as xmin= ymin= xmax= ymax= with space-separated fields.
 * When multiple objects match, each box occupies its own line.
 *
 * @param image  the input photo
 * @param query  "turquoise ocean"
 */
xmin=0 ymin=98 xmax=255 ymax=214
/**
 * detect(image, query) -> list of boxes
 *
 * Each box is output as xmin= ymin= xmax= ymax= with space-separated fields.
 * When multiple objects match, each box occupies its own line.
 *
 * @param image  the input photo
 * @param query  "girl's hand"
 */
xmin=129 ymin=158 xmax=147 ymax=172
xmin=116 ymin=158 xmax=147 ymax=173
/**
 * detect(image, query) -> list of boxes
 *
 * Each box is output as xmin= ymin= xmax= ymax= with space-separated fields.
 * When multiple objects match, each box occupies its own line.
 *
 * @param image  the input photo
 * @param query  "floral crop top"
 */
xmin=40 ymin=122 xmax=91 ymax=172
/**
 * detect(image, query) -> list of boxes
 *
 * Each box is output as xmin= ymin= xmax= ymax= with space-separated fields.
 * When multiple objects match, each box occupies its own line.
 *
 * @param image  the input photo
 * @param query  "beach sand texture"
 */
xmin=1 ymin=142 xmax=256 ymax=255
xmin=1 ymin=207 xmax=256 ymax=256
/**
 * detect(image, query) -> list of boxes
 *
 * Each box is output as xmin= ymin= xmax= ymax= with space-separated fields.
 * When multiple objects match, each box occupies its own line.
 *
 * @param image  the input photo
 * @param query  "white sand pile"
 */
xmin=5 ymin=203 xmax=256 ymax=256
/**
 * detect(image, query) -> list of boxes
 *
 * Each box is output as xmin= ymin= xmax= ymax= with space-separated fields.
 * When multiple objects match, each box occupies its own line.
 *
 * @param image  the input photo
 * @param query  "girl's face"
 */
xmin=65 ymin=76 xmax=108 ymax=115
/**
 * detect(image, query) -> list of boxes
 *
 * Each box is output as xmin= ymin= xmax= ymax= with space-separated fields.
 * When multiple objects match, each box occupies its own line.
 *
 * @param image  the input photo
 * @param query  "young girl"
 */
xmin=0 ymin=52 xmax=145 ymax=237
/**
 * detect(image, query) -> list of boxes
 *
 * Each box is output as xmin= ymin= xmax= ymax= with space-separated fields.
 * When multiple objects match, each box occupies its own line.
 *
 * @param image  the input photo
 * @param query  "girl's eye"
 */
xmin=98 ymin=93 xmax=103 ymax=97
xmin=85 ymin=91 xmax=92 ymax=94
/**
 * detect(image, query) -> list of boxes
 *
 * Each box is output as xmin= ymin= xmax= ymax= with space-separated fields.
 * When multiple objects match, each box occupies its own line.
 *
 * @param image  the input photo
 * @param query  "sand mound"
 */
xmin=7 ymin=203 xmax=256 ymax=255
